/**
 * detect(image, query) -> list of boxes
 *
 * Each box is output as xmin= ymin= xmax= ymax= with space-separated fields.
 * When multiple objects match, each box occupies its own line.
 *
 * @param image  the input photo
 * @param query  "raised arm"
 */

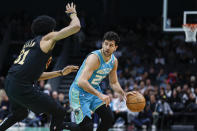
xmin=40 ymin=3 xmax=81 ymax=53
xmin=78 ymin=54 xmax=111 ymax=106
xmin=49 ymin=3 xmax=81 ymax=41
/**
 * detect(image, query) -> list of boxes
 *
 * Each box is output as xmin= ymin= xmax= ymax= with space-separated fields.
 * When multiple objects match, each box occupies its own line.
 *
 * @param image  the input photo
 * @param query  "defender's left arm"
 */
xmin=38 ymin=65 xmax=78 ymax=81
xmin=109 ymin=58 xmax=126 ymax=97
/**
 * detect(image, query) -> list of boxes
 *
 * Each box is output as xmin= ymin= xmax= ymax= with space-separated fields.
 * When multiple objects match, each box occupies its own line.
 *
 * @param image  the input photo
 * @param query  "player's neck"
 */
xmin=101 ymin=49 xmax=111 ymax=62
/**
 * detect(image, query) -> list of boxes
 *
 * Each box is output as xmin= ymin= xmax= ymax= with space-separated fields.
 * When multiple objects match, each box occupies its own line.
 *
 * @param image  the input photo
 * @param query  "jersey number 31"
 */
xmin=14 ymin=49 xmax=30 ymax=65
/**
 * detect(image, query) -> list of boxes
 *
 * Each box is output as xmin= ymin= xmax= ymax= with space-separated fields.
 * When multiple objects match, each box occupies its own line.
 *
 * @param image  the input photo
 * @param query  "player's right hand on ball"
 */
xmin=98 ymin=93 xmax=110 ymax=107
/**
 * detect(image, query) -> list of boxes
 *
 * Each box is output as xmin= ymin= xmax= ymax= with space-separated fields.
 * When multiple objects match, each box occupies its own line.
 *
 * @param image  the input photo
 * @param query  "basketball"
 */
xmin=126 ymin=91 xmax=146 ymax=112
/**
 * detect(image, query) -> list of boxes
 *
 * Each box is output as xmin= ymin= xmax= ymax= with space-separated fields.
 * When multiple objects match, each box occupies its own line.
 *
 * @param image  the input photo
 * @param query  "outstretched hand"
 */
xmin=65 ymin=2 xmax=77 ymax=15
xmin=61 ymin=65 xmax=79 ymax=76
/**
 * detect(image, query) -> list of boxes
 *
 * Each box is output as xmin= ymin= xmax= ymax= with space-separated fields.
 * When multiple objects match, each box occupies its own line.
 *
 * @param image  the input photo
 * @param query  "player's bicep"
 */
xmin=40 ymin=32 xmax=58 ymax=53
xmin=79 ymin=54 xmax=99 ymax=81
xmin=79 ymin=66 xmax=94 ymax=81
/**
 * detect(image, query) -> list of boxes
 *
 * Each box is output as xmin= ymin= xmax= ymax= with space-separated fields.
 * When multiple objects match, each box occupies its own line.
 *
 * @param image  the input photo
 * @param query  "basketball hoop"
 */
xmin=183 ymin=24 xmax=197 ymax=42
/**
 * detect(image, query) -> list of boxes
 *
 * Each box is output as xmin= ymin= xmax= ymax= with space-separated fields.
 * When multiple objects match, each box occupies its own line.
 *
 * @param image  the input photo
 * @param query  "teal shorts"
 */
xmin=69 ymin=83 xmax=104 ymax=124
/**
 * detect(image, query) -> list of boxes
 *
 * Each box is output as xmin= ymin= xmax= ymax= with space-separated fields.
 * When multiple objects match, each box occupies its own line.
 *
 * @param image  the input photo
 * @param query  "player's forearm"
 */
xmin=78 ymin=79 xmax=101 ymax=97
xmin=53 ymin=15 xmax=80 ymax=41
xmin=110 ymin=82 xmax=125 ymax=95
xmin=38 ymin=70 xmax=62 ymax=81
xmin=63 ymin=14 xmax=80 ymax=34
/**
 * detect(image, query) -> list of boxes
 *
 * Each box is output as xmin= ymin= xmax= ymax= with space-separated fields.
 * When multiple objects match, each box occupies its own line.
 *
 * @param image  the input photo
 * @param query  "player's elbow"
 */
xmin=75 ymin=24 xmax=81 ymax=32
xmin=78 ymin=78 xmax=85 ymax=88
xmin=72 ymin=23 xmax=81 ymax=33
xmin=78 ymin=79 xmax=84 ymax=87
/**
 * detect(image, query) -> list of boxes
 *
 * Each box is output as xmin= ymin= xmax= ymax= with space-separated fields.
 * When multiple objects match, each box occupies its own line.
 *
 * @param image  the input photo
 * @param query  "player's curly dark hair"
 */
xmin=103 ymin=31 xmax=120 ymax=46
xmin=31 ymin=15 xmax=56 ymax=36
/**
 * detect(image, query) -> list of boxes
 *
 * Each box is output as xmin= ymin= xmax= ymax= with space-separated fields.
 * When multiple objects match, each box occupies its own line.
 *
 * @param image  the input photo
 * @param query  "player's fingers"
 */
xmin=70 ymin=67 xmax=78 ymax=71
xmin=72 ymin=66 xmax=79 ymax=69
xmin=123 ymin=95 xmax=127 ymax=101
xmin=132 ymin=91 xmax=137 ymax=94
xmin=105 ymin=100 xmax=109 ymax=107
xmin=71 ymin=67 xmax=78 ymax=70
xmin=71 ymin=2 xmax=73 ymax=8
xmin=127 ymin=92 xmax=134 ymax=96
xmin=107 ymin=97 xmax=111 ymax=106
xmin=127 ymin=91 xmax=137 ymax=95
xmin=66 ymin=5 xmax=69 ymax=10
xmin=72 ymin=69 xmax=78 ymax=72
xmin=68 ymin=3 xmax=71 ymax=8
xmin=74 ymin=4 xmax=76 ymax=9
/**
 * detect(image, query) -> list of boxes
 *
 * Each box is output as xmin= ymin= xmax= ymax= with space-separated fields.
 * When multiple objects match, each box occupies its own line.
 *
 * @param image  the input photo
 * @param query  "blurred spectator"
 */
xmin=131 ymin=105 xmax=152 ymax=130
xmin=186 ymin=92 xmax=197 ymax=112
xmin=58 ymin=93 xmax=66 ymax=108
xmin=149 ymin=95 xmax=159 ymax=129
xmin=39 ymin=80 xmax=45 ymax=91
xmin=52 ymin=91 xmax=58 ymax=101
xmin=170 ymin=89 xmax=184 ymax=112
xmin=157 ymin=96 xmax=173 ymax=129
xmin=155 ymin=52 xmax=165 ymax=65
xmin=43 ymin=83 xmax=52 ymax=95
xmin=156 ymin=68 xmax=167 ymax=85
xmin=118 ymin=72 xmax=127 ymax=88
xmin=165 ymin=84 xmax=172 ymax=100
xmin=139 ymin=81 xmax=146 ymax=95
xmin=0 ymin=90 xmax=9 ymax=122
xmin=113 ymin=93 xmax=128 ymax=127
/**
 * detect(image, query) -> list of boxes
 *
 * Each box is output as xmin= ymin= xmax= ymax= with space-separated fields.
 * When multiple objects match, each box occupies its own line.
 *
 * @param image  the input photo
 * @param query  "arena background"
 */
xmin=0 ymin=0 xmax=197 ymax=131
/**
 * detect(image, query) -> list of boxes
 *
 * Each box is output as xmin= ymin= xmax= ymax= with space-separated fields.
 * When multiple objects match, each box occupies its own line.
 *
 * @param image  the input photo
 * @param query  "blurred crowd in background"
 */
xmin=0 ymin=10 xmax=197 ymax=130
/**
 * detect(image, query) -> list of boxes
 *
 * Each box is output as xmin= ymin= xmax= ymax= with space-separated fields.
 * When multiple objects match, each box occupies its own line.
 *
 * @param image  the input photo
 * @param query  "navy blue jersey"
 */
xmin=8 ymin=36 xmax=52 ymax=83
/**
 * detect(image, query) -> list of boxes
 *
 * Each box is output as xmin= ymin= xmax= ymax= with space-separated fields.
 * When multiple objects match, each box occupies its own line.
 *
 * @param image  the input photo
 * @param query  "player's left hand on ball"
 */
xmin=126 ymin=91 xmax=137 ymax=96
xmin=61 ymin=65 xmax=79 ymax=75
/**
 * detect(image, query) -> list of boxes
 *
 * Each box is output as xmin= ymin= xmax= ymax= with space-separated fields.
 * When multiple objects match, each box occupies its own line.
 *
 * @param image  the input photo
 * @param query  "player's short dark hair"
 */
xmin=31 ymin=15 xmax=56 ymax=36
xmin=103 ymin=31 xmax=120 ymax=46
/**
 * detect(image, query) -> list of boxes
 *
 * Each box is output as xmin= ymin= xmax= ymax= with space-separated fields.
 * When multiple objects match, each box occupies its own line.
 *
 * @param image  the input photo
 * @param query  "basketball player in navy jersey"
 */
xmin=0 ymin=3 xmax=80 ymax=131
xmin=67 ymin=31 xmax=135 ymax=131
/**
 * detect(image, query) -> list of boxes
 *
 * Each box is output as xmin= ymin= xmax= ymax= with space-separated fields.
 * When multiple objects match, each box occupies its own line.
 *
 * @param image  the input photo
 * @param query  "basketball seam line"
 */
xmin=126 ymin=102 xmax=145 ymax=104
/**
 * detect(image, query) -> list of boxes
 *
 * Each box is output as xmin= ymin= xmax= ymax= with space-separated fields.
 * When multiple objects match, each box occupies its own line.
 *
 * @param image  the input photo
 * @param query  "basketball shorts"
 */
xmin=69 ymin=83 xmax=104 ymax=124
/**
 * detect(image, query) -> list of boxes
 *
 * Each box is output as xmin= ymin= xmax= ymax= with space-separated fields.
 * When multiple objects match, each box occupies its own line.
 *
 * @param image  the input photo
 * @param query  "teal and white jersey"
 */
xmin=69 ymin=49 xmax=116 ymax=123
xmin=73 ymin=49 xmax=115 ymax=90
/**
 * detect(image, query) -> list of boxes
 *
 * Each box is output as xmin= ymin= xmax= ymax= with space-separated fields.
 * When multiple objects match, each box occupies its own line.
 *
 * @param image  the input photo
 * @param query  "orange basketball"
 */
xmin=126 ymin=91 xmax=146 ymax=112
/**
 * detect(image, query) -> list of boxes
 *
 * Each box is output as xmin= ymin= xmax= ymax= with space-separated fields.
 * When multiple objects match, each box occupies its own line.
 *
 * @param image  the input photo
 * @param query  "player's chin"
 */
xmin=107 ymin=53 xmax=112 ymax=57
xmin=105 ymin=52 xmax=112 ymax=57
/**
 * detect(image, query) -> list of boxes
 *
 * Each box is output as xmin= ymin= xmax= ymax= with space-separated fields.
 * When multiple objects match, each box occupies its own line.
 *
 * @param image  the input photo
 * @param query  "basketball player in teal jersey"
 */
xmin=68 ymin=31 xmax=134 ymax=131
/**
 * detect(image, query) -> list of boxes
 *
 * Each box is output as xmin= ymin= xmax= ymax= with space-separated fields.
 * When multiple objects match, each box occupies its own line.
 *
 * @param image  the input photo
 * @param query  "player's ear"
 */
xmin=115 ymin=45 xmax=118 ymax=51
xmin=101 ymin=41 xmax=105 ymax=48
